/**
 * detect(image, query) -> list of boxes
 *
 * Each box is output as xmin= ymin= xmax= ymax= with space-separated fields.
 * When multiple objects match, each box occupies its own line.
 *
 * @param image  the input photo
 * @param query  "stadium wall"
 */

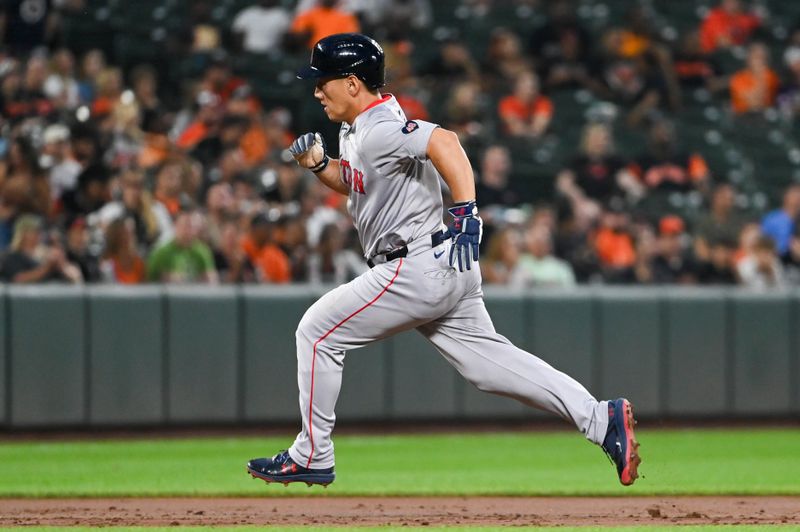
xmin=2 ymin=286 xmax=798 ymax=428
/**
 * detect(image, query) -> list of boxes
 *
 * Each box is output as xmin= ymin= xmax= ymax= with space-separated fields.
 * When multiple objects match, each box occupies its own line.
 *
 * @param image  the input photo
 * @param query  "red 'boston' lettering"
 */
xmin=340 ymin=159 xmax=351 ymax=186
xmin=352 ymin=168 xmax=365 ymax=194
xmin=340 ymin=159 xmax=366 ymax=195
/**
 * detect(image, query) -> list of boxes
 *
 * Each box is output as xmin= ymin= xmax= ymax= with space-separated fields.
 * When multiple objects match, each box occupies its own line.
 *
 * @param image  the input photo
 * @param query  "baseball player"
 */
xmin=247 ymin=33 xmax=640 ymax=487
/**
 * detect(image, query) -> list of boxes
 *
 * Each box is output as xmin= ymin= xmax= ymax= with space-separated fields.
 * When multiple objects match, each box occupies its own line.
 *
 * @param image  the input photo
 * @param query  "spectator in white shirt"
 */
xmin=232 ymin=0 xmax=291 ymax=54
xmin=737 ymin=235 xmax=785 ymax=289
xmin=41 ymin=124 xmax=81 ymax=201
xmin=43 ymin=48 xmax=80 ymax=110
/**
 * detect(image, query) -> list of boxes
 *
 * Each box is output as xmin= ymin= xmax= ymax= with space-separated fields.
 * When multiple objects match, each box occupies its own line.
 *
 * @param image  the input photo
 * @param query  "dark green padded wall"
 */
xmin=597 ymin=291 xmax=662 ymax=415
xmin=89 ymin=286 xmax=164 ymax=424
xmin=4 ymin=287 xmax=800 ymax=428
xmin=391 ymin=329 xmax=458 ymax=419
xmin=242 ymin=287 xmax=311 ymax=423
xmin=794 ymin=294 xmax=800 ymax=413
xmin=528 ymin=291 xmax=597 ymax=398
xmin=731 ymin=293 xmax=792 ymax=414
xmin=338 ymin=338 xmax=390 ymax=421
xmin=665 ymin=291 xmax=728 ymax=415
xmin=166 ymin=287 xmax=239 ymax=422
xmin=0 ymin=288 xmax=5 ymax=426
xmin=9 ymin=287 xmax=86 ymax=426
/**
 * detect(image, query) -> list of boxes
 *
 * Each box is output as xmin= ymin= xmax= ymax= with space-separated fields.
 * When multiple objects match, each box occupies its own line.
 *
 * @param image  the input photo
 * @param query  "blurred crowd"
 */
xmin=0 ymin=0 xmax=799 ymax=287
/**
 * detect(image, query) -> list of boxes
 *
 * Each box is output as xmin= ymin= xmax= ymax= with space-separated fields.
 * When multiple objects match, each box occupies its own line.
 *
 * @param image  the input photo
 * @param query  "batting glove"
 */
xmin=446 ymin=200 xmax=483 ymax=272
xmin=289 ymin=132 xmax=329 ymax=173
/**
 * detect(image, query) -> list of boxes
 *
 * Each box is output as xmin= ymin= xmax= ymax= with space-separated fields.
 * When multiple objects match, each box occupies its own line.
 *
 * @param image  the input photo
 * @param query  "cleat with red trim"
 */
xmin=247 ymin=450 xmax=335 ymax=487
xmin=601 ymin=398 xmax=641 ymax=486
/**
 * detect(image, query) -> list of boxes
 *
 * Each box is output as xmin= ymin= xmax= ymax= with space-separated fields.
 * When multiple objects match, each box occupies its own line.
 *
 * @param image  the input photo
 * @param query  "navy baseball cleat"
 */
xmin=247 ymin=450 xmax=335 ymax=487
xmin=601 ymin=398 xmax=641 ymax=486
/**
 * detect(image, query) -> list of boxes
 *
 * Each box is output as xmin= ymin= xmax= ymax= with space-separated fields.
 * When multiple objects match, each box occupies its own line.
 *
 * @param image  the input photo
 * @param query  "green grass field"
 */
xmin=0 ymin=428 xmax=798 ymax=497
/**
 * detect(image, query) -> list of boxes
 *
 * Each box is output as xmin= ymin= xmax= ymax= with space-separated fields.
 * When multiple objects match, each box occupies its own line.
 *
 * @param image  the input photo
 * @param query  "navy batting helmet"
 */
xmin=296 ymin=33 xmax=385 ymax=90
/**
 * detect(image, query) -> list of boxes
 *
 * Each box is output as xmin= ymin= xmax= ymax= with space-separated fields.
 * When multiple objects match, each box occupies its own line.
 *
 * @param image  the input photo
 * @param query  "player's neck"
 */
xmin=345 ymin=92 xmax=385 ymax=125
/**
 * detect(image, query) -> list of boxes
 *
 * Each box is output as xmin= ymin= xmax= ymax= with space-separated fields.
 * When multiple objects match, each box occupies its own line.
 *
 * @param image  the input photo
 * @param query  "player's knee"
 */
xmin=295 ymin=317 xmax=315 ymax=350
xmin=294 ymin=325 xmax=316 ymax=370
xmin=470 ymin=375 xmax=498 ymax=394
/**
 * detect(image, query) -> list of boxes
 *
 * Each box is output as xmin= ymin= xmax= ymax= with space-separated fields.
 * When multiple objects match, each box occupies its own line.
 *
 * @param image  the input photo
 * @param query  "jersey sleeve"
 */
xmin=362 ymin=118 xmax=439 ymax=166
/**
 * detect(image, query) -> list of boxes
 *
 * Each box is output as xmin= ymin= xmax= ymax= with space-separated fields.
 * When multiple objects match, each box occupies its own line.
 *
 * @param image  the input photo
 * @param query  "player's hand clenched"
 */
xmin=446 ymin=200 xmax=483 ymax=272
xmin=289 ymin=132 xmax=329 ymax=173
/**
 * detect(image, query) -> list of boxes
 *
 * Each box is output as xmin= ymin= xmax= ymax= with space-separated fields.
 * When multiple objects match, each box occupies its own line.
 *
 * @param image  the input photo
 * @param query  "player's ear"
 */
xmin=346 ymin=75 xmax=359 ymax=96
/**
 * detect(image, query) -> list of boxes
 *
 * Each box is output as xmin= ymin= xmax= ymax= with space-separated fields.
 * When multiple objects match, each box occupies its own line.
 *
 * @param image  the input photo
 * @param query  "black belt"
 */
xmin=367 ymin=246 xmax=407 ymax=268
xmin=367 ymin=230 xmax=450 ymax=268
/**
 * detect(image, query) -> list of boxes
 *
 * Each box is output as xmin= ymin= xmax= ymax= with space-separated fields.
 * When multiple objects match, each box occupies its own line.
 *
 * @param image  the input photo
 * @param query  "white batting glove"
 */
xmin=289 ymin=132 xmax=329 ymax=173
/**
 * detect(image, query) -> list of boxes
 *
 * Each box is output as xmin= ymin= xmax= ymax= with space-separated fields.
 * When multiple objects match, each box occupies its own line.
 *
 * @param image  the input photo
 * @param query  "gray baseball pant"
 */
xmin=288 ymin=238 xmax=609 ymax=469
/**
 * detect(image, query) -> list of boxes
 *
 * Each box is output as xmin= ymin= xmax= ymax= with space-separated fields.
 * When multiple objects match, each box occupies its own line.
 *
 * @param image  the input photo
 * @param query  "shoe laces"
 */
xmin=271 ymin=450 xmax=290 ymax=463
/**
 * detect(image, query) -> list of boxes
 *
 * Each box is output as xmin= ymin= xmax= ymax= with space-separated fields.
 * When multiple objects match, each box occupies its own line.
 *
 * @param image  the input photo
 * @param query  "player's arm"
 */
xmin=426 ymin=128 xmax=475 ymax=202
xmin=289 ymin=132 xmax=348 ymax=196
xmin=426 ymin=128 xmax=482 ymax=272
xmin=313 ymin=159 xmax=348 ymax=196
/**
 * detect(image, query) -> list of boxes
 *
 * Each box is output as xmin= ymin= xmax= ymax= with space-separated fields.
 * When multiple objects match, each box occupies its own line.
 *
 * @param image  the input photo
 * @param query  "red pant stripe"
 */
xmin=306 ymin=258 xmax=404 ymax=468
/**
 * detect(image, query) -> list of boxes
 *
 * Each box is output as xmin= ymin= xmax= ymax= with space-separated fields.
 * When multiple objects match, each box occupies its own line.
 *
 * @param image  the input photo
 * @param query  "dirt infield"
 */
xmin=1 ymin=497 xmax=798 ymax=527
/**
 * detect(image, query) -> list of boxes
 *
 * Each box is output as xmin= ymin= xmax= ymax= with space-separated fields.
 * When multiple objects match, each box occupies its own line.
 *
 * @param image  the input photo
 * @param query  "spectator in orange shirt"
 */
xmin=730 ymin=42 xmax=780 ymax=114
xmin=91 ymin=67 xmax=123 ymax=117
xmin=699 ymin=0 xmax=760 ymax=54
xmin=394 ymin=93 xmax=429 ymax=121
xmin=593 ymin=208 xmax=636 ymax=273
xmin=175 ymin=90 xmax=224 ymax=150
xmin=226 ymin=85 xmax=269 ymax=166
xmin=201 ymin=52 xmax=247 ymax=104
xmin=498 ymin=70 xmax=553 ymax=139
xmin=241 ymin=212 xmax=291 ymax=283
xmin=154 ymin=160 xmax=191 ymax=218
xmin=100 ymin=218 xmax=146 ymax=284
xmin=652 ymin=215 xmax=698 ymax=284
xmin=289 ymin=0 xmax=360 ymax=49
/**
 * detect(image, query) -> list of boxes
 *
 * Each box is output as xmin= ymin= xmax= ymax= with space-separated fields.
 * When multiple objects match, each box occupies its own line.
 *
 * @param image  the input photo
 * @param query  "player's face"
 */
xmin=314 ymin=76 xmax=351 ymax=122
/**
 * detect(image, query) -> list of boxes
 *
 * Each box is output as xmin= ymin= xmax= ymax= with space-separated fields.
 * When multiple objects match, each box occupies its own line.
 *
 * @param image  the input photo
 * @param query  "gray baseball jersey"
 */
xmin=338 ymin=95 xmax=444 ymax=259
xmin=287 ymin=95 xmax=609 ymax=470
